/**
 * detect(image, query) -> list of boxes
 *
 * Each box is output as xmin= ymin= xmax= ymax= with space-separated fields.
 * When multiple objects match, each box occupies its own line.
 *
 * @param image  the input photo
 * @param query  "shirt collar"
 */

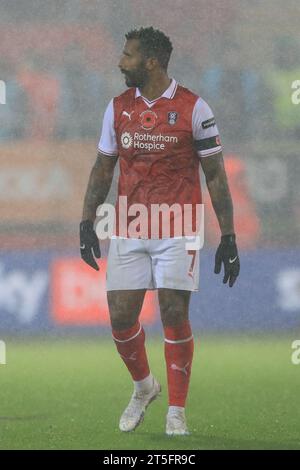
xmin=135 ymin=78 xmax=177 ymax=102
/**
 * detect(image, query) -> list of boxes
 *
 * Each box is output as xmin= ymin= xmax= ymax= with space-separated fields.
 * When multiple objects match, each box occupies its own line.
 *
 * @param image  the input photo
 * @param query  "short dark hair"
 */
xmin=125 ymin=26 xmax=173 ymax=70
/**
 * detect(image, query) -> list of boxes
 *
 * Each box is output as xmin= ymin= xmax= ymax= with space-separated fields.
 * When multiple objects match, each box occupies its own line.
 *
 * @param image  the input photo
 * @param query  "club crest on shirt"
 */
xmin=168 ymin=111 xmax=178 ymax=125
xmin=140 ymin=110 xmax=157 ymax=130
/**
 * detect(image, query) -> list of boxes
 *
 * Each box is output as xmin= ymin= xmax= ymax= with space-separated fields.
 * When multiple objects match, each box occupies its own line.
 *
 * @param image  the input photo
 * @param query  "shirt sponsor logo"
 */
xmin=120 ymin=131 xmax=178 ymax=151
xmin=121 ymin=131 xmax=133 ymax=149
xmin=202 ymin=117 xmax=216 ymax=129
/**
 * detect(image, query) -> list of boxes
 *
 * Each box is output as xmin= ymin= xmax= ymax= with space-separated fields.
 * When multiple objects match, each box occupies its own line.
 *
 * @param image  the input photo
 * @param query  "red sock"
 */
xmin=164 ymin=320 xmax=194 ymax=407
xmin=112 ymin=322 xmax=150 ymax=381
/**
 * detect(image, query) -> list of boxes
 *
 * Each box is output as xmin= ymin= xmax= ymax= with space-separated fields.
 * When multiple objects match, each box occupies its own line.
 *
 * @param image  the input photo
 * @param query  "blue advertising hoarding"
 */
xmin=0 ymin=249 xmax=300 ymax=333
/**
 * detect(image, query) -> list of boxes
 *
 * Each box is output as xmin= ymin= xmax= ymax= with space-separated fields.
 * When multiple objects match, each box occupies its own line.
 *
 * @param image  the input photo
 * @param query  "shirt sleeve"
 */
xmin=192 ymin=97 xmax=222 ymax=158
xmin=97 ymin=99 xmax=118 ymax=156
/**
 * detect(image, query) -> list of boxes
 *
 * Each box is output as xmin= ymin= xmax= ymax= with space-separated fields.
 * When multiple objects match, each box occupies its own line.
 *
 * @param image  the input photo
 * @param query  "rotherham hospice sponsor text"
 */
xmin=121 ymin=131 xmax=178 ymax=151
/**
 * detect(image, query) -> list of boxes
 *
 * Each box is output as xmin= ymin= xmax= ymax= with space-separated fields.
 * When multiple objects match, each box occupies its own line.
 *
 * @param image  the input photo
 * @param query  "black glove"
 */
xmin=214 ymin=234 xmax=240 ymax=287
xmin=80 ymin=220 xmax=101 ymax=271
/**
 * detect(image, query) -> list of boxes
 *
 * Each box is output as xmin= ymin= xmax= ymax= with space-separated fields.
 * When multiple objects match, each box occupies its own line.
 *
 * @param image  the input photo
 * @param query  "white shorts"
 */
xmin=106 ymin=237 xmax=200 ymax=291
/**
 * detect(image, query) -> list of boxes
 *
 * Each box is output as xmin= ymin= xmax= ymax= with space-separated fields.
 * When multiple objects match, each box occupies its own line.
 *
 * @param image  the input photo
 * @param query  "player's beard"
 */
xmin=123 ymin=65 xmax=149 ymax=89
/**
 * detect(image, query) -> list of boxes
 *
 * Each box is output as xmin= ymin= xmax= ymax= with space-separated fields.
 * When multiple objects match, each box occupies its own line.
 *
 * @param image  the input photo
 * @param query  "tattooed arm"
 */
xmin=82 ymin=151 xmax=118 ymax=223
xmin=200 ymin=151 xmax=240 ymax=286
xmin=80 ymin=152 xmax=118 ymax=270
xmin=200 ymin=151 xmax=234 ymax=236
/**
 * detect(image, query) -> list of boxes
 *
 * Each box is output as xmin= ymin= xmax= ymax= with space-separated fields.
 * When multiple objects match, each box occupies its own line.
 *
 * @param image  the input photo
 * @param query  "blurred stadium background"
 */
xmin=1 ymin=0 xmax=300 ymax=450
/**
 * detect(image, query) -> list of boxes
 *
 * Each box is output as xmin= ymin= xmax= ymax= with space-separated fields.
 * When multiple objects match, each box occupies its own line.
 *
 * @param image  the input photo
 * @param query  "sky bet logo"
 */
xmin=0 ymin=80 xmax=6 ymax=104
xmin=121 ymin=131 xmax=178 ymax=151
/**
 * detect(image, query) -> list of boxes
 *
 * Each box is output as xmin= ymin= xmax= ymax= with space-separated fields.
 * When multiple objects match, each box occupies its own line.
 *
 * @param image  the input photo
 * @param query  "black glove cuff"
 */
xmin=80 ymin=220 xmax=94 ymax=232
xmin=221 ymin=234 xmax=236 ymax=245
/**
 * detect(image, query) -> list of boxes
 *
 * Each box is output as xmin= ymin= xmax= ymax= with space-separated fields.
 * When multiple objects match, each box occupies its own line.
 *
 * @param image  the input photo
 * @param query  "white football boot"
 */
xmin=166 ymin=408 xmax=190 ymax=436
xmin=119 ymin=377 xmax=161 ymax=432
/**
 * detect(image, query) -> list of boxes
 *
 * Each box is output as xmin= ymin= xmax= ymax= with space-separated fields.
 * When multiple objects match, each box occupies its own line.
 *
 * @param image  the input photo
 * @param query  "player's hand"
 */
xmin=214 ymin=234 xmax=240 ymax=287
xmin=80 ymin=220 xmax=101 ymax=271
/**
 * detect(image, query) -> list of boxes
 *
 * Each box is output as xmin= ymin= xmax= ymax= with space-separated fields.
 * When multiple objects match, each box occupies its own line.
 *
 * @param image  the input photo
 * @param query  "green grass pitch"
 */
xmin=1 ymin=335 xmax=300 ymax=450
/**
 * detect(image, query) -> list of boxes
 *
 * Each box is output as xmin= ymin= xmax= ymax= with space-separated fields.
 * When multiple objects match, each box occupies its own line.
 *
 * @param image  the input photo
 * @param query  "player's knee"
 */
xmin=110 ymin=315 xmax=137 ymax=331
xmin=108 ymin=306 xmax=138 ymax=330
xmin=160 ymin=304 xmax=188 ymax=327
xmin=107 ymin=291 xmax=143 ymax=330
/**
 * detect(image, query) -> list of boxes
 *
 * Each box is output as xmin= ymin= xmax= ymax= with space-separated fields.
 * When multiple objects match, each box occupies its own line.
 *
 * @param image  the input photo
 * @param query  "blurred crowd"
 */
xmin=1 ymin=34 xmax=300 ymax=147
xmin=0 ymin=45 xmax=109 ymax=141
